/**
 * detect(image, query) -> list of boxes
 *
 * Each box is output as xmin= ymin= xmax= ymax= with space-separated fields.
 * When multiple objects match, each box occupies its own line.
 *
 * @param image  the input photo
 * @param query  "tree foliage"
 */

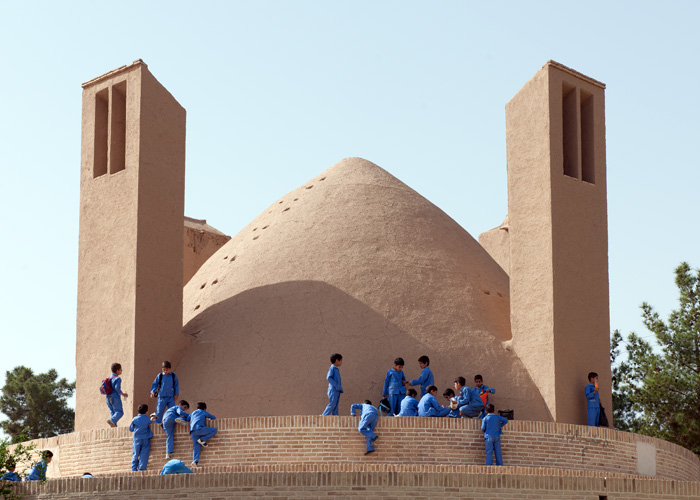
xmin=0 ymin=366 xmax=75 ymax=442
xmin=612 ymin=262 xmax=700 ymax=454
xmin=1 ymin=435 xmax=36 ymax=499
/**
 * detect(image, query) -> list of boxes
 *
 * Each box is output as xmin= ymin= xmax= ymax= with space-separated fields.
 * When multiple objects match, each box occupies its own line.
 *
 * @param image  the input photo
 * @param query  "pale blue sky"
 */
xmin=0 ymin=2 xmax=698 ymax=414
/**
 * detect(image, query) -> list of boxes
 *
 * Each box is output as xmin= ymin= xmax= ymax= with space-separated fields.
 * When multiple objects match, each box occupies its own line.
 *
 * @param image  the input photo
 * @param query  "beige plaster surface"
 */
xmin=183 ymin=217 xmax=231 ymax=285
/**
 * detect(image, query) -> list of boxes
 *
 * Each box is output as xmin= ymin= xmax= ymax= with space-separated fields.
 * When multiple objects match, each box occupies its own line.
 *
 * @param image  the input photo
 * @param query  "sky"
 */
xmin=0 ymin=1 xmax=698 ymax=418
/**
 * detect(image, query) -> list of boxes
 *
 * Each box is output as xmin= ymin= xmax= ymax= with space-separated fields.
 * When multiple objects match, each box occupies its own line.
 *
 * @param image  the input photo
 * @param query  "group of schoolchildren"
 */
xmin=103 ymin=361 xmax=217 ymax=473
xmin=323 ymin=354 xmax=509 ymax=466
xmin=0 ymin=451 xmax=54 ymax=482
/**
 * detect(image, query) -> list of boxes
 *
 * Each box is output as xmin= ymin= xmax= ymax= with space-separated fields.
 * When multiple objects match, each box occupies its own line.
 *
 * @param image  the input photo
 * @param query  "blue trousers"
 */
xmin=154 ymin=396 xmax=175 ymax=424
xmin=358 ymin=413 xmax=378 ymax=452
xmin=387 ymin=394 xmax=405 ymax=416
xmin=484 ymin=436 xmax=503 ymax=466
xmin=163 ymin=420 xmax=177 ymax=454
xmin=131 ymin=438 xmax=151 ymax=471
xmin=322 ymin=389 xmax=341 ymax=416
xmin=587 ymin=407 xmax=600 ymax=426
xmin=107 ymin=395 xmax=123 ymax=424
xmin=191 ymin=427 xmax=218 ymax=463
xmin=459 ymin=403 xmax=483 ymax=418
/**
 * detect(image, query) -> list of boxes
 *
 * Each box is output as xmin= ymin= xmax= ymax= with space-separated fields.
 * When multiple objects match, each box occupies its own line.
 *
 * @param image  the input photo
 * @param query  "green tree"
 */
xmin=0 ymin=366 xmax=75 ymax=442
xmin=1 ymin=434 xmax=36 ymax=499
xmin=614 ymin=262 xmax=700 ymax=454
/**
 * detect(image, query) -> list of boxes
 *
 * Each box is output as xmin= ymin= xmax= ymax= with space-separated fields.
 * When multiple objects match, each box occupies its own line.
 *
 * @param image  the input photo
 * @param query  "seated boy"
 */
xmin=397 ymin=388 xmax=419 ymax=416
xmin=25 ymin=450 xmax=52 ymax=481
xmin=160 ymin=459 xmax=194 ymax=475
xmin=1 ymin=459 xmax=21 ymax=482
xmin=189 ymin=402 xmax=217 ymax=467
xmin=150 ymin=361 xmax=180 ymax=424
xmin=454 ymin=377 xmax=483 ymax=418
xmin=161 ymin=399 xmax=191 ymax=459
xmin=408 ymin=355 xmax=434 ymax=397
xmin=417 ymin=385 xmax=450 ymax=417
xmin=350 ymin=400 xmax=379 ymax=455
xmin=442 ymin=388 xmax=461 ymax=418
xmin=474 ymin=374 xmax=496 ymax=418
xmin=106 ymin=362 xmax=128 ymax=427
xmin=481 ymin=403 xmax=509 ymax=466
xmin=129 ymin=404 xmax=153 ymax=471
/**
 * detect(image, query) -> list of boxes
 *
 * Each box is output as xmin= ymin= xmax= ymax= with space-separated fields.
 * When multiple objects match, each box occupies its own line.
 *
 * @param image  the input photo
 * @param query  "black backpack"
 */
xmin=153 ymin=372 xmax=176 ymax=398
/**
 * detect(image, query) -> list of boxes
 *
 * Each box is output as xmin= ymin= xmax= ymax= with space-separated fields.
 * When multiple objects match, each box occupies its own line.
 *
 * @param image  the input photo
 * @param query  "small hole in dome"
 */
xmin=212 ymin=279 xmax=218 ymax=285
xmin=223 ymin=256 xmax=228 ymax=260
xmin=278 ymin=201 xmax=283 ymax=204
xmin=293 ymin=198 xmax=299 ymax=201
xmin=305 ymin=185 xmax=313 ymax=189
xmin=496 ymin=292 xmax=503 ymax=297
xmin=194 ymin=305 xmax=200 ymax=310
xmin=200 ymin=283 xmax=206 ymax=289
xmin=268 ymin=211 xmax=272 ymax=214
xmin=283 ymin=207 xmax=290 ymax=212
xmin=482 ymin=290 xmax=491 ymax=295
xmin=253 ymin=235 xmax=259 ymax=240
xmin=230 ymin=255 xmax=237 ymax=263
xmin=253 ymin=228 xmax=258 ymax=232
xmin=319 ymin=177 xmax=326 ymax=181
xmin=262 ymin=225 xmax=269 ymax=229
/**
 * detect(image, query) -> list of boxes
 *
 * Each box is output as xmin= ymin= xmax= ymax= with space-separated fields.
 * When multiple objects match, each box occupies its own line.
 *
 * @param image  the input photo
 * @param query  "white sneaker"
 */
xmin=175 ymin=418 xmax=188 ymax=426
xmin=150 ymin=412 xmax=158 ymax=419
xmin=107 ymin=419 xmax=116 ymax=428
xmin=190 ymin=461 xmax=198 ymax=468
xmin=165 ymin=453 xmax=171 ymax=459
xmin=197 ymin=438 xmax=208 ymax=447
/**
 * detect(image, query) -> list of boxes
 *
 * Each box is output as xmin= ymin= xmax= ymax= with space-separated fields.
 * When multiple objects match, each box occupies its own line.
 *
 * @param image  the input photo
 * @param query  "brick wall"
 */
xmin=19 ymin=416 xmax=700 ymax=482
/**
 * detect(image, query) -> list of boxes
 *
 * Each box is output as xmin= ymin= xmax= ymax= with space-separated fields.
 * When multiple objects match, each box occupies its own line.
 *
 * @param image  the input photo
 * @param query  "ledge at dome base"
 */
xmin=18 ymin=416 xmax=700 ymax=482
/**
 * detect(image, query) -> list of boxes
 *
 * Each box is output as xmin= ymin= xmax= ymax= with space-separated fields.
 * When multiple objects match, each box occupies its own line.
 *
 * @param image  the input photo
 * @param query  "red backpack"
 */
xmin=99 ymin=375 xmax=117 ymax=395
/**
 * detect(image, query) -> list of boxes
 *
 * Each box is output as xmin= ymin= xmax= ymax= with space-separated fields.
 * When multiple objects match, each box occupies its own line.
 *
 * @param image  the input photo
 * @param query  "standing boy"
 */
xmin=106 ymin=363 xmax=128 ymax=427
xmin=129 ymin=404 xmax=153 ymax=471
xmin=474 ymin=374 xmax=496 ymax=418
xmin=382 ymin=357 xmax=407 ymax=416
xmin=25 ymin=450 xmax=52 ymax=481
xmin=397 ymin=388 xmax=419 ymax=416
xmin=585 ymin=371 xmax=600 ymax=426
xmin=409 ymin=355 xmax=434 ymax=397
xmin=454 ymin=377 xmax=483 ymax=418
xmin=322 ymin=353 xmax=343 ymax=416
xmin=481 ymin=404 xmax=509 ymax=466
xmin=190 ymin=402 xmax=217 ymax=467
xmin=161 ymin=400 xmax=191 ymax=459
xmin=150 ymin=361 xmax=179 ymax=424
xmin=350 ymin=400 xmax=379 ymax=455
xmin=417 ymin=385 xmax=450 ymax=417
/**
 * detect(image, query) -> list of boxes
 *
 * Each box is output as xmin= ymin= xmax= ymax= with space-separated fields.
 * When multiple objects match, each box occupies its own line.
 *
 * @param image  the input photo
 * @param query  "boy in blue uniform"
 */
xmin=417 ymin=386 xmax=450 ymax=417
xmin=481 ymin=404 xmax=509 ymax=465
xmin=106 ymin=363 xmax=128 ymax=427
xmin=442 ymin=388 xmax=461 ymax=418
xmin=454 ymin=377 xmax=483 ymax=418
xmin=322 ymin=353 xmax=343 ymax=416
xmin=1 ymin=460 xmax=20 ymax=482
xmin=585 ymin=371 xmax=600 ymax=426
xmin=25 ymin=450 xmax=52 ymax=481
xmin=190 ymin=402 xmax=217 ymax=467
xmin=129 ymin=404 xmax=153 ymax=471
xmin=350 ymin=400 xmax=379 ymax=455
xmin=397 ymin=388 xmax=419 ymax=416
xmin=474 ymin=374 xmax=495 ymax=418
xmin=382 ymin=357 xmax=407 ymax=416
xmin=160 ymin=459 xmax=194 ymax=475
xmin=409 ymin=355 xmax=434 ymax=397
xmin=161 ymin=399 xmax=191 ymax=459
xmin=149 ymin=361 xmax=179 ymax=424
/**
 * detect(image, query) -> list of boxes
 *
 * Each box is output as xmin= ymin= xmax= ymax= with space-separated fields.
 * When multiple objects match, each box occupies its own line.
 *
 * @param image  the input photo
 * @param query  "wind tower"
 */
xmin=75 ymin=60 xmax=187 ymax=431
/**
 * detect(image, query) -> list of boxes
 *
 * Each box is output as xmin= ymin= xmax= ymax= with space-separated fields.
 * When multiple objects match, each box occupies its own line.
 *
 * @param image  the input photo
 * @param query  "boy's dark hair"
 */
xmin=407 ymin=388 xmax=417 ymax=397
xmin=137 ymin=404 xmax=148 ymax=414
xmin=418 ymin=355 xmax=430 ymax=365
xmin=486 ymin=404 xmax=495 ymax=413
xmin=196 ymin=402 xmax=207 ymax=410
xmin=5 ymin=458 xmax=16 ymax=469
xmin=162 ymin=361 xmax=172 ymax=368
xmin=454 ymin=376 xmax=466 ymax=386
xmin=394 ymin=357 xmax=405 ymax=366
xmin=426 ymin=385 xmax=437 ymax=393
xmin=588 ymin=372 xmax=599 ymax=381
xmin=330 ymin=353 xmax=343 ymax=364
xmin=178 ymin=399 xmax=190 ymax=408
xmin=443 ymin=388 xmax=455 ymax=397
xmin=474 ymin=374 xmax=483 ymax=382
xmin=364 ymin=399 xmax=372 ymax=405
xmin=42 ymin=450 xmax=54 ymax=459
xmin=111 ymin=362 xmax=121 ymax=373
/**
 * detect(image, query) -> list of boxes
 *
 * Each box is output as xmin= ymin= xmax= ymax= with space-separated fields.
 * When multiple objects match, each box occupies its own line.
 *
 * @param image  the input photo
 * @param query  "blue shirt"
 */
xmin=398 ymin=397 xmax=419 ymax=416
xmin=150 ymin=372 xmax=179 ymax=398
xmin=160 ymin=459 xmax=194 ymax=475
xmin=409 ymin=367 xmax=434 ymax=396
xmin=109 ymin=373 xmax=123 ymax=397
xmin=417 ymin=393 xmax=444 ymax=416
xmin=1 ymin=471 xmax=20 ymax=481
xmin=481 ymin=413 xmax=509 ymax=438
xmin=585 ymin=383 xmax=600 ymax=408
xmin=25 ymin=460 xmax=47 ymax=481
xmin=457 ymin=386 xmax=482 ymax=408
xmin=382 ymin=368 xmax=406 ymax=396
xmin=326 ymin=365 xmax=343 ymax=393
xmin=350 ymin=403 xmax=378 ymax=422
xmin=190 ymin=409 xmax=216 ymax=432
xmin=163 ymin=405 xmax=190 ymax=425
xmin=129 ymin=414 xmax=153 ymax=440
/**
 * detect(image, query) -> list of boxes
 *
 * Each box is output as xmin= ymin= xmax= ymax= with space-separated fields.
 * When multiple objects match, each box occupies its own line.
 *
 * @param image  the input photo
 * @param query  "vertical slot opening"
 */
xmin=93 ymin=88 xmax=109 ymax=178
xmin=110 ymin=81 xmax=127 ymax=174
xmin=562 ymin=82 xmax=579 ymax=179
xmin=580 ymin=90 xmax=595 ymax=184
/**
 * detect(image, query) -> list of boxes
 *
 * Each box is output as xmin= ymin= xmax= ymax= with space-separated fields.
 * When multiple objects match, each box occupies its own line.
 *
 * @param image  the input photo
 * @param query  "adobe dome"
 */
xmin=177 ymin=157 xmax=549 ymax=420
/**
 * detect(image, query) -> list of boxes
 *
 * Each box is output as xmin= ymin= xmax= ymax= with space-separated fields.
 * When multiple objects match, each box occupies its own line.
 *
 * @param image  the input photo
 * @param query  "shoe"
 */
xmin=107 ymin=419 xmax=116 ymax=428
xmin=190 ymin=461 xmax=198 ymax=468
xmin=175 ymin=418 xmax=188 ymax=426
xmin=370 ymin=436 xmax=378 ymax=443
xmin=197 ymin=438 xmax=208 ymax=447
xmin=165 ymin=453 xmax=171 ymax=459
xmin=364 ymin=450 xmax=375 ymax=456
